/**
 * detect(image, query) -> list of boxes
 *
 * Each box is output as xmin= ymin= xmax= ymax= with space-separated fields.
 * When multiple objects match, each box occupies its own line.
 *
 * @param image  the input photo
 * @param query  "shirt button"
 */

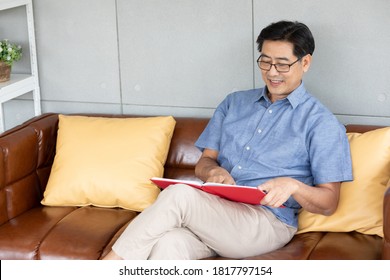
xmin=258 ymin=129 xmax=262 ymax=133
xmin=238 ymin=166 xmax=242 ymax=170
xmin=246 ymin=146 xmax=250 ymax=150
xmin=269 ymin=109 xmax=273 ymax=114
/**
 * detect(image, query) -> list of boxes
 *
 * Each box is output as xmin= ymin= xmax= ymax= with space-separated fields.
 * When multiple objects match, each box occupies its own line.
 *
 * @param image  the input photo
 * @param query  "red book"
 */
xmin=150 ymin=177 xmax=270 ymax=206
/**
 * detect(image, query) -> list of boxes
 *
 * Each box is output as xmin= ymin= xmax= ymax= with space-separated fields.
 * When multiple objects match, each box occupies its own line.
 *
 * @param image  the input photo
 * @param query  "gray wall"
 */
xmin=1 ymin=0 xmax=390 ymax=130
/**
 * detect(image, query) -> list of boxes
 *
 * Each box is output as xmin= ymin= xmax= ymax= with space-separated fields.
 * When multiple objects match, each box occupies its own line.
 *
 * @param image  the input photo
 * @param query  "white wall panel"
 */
xmin=42 ymin=100 xmax=122 ymax=115
xmin=33 ymin=0 xmax=121 ymax=103
xmin=122 ymin=104 xmax=214 ymax=118
xmin=3 ymin=98 xmax=34 ymax=130
xmin=117 ymin=0 xmax=253 ymax=110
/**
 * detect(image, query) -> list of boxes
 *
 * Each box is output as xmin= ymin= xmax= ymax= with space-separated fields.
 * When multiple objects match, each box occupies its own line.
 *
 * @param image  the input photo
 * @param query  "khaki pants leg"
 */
xmin=112 ymin=184 xmax=295 ymax=259
xmin=148 ymin=227 xmax=217 ymax=260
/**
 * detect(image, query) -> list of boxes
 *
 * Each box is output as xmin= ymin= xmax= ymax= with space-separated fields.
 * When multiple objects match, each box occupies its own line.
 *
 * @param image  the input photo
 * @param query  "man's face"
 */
xmin=259 ymin=40 xmax=311 ymax=102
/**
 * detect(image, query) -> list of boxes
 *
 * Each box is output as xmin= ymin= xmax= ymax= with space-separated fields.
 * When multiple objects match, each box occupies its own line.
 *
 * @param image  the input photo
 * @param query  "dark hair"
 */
xmin=256 ymin=20 xmax=315 ymax=58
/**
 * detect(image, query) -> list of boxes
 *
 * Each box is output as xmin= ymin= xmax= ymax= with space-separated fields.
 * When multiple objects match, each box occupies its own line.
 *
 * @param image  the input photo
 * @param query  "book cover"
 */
xmin=150 ymin=177 xmax=269 ymax=206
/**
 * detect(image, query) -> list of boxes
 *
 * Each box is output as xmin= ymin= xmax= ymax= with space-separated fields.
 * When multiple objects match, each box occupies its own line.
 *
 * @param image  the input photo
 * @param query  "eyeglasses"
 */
xmin=257 ymin=56 xmax=301 ymax=73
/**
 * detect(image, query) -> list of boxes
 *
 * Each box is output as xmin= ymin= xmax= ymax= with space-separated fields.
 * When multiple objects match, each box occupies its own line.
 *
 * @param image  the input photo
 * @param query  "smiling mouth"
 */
xmin=269 ymin=79 xmax=283 ymax=86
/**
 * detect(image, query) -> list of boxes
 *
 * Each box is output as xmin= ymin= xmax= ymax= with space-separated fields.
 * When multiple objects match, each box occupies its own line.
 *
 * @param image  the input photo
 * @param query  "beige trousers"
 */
xmin=112 ymin=184 xmax=296 ymax=260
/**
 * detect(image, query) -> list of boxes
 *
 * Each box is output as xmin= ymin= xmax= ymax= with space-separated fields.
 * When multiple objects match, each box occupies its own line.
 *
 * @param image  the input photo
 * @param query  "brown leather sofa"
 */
xmin=0 ymin=113 xmax=388 ymax=260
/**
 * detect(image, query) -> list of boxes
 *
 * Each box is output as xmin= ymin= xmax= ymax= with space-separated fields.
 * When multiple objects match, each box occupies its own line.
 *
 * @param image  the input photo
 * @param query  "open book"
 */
xmin=150 ymin=177 xmax=269 ymax=206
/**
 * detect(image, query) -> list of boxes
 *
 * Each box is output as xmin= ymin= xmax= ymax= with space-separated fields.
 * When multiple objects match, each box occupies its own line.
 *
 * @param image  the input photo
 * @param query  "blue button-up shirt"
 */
xmin=195 ymin=83 xmax=353 ymax=228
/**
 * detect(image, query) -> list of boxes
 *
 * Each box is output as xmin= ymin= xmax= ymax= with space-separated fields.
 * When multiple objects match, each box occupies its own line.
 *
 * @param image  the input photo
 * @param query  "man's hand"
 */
xmin=258 ymin=177 xmax=340 ymax=215
xmin=258 ymin=177 xmax=299 ymax=208
xmin=205 ymin=166 xmax=236 ymax=185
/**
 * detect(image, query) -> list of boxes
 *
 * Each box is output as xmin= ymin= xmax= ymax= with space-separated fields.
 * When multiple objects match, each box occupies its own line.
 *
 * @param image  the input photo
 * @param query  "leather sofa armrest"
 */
xmin=383 ymin=184 xmax=390 ymax=259
xmin=0 ymin=113 xmax=59 ymax=224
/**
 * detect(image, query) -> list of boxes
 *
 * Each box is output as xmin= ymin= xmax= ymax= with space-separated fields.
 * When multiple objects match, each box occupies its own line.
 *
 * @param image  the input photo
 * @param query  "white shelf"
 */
xmin=0 ymin=0 xmax=41 ymax=132
xmin=0 ymin=0 xmax=29 ymax=10
xmin=0 ymin=74 xmax=34 ymax=100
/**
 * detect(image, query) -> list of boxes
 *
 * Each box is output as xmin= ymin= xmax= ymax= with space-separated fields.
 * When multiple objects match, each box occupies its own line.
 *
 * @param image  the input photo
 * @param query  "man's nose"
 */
xmin=268 ymin=64 xmax=280 ymax=75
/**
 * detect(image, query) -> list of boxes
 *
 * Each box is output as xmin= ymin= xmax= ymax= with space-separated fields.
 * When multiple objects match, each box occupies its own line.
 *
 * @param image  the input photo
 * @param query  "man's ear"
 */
xmin=302 ymin=54 xmax=312 ymax=73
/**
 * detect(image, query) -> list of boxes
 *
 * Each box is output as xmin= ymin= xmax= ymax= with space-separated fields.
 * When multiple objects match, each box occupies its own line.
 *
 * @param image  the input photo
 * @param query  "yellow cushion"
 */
xmin=41 ymin=115 xmax=176 ymax=211
xmin=297 ymin=127 xmax=390 ymax=237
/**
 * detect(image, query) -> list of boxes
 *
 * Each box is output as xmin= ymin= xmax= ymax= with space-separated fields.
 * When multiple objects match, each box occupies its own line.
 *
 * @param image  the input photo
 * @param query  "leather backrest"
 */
xmin=163 ymin=117 xmax=209 ymax=181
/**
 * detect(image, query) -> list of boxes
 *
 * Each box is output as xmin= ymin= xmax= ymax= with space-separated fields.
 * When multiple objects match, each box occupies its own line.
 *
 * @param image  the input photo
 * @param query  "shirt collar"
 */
xmin=256 ymin=82 xmax=308 ymax=109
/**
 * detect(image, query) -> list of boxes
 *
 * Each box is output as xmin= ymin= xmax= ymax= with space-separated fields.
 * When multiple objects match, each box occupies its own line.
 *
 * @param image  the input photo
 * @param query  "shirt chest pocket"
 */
xmin=258 ymin=131 xmax=307 ymax=169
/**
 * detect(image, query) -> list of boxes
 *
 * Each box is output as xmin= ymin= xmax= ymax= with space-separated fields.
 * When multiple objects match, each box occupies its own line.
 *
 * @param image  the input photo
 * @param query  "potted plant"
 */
xmin=0 ymin=39 xmax=22 ymax=82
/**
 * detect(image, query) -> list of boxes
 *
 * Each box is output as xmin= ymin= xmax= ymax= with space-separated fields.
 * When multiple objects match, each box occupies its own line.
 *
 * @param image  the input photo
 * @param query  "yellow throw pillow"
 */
xmin=297 ymin=127 xmax=390 ymax=237
xmin=41 ymin=115 xmax=176 ymax=211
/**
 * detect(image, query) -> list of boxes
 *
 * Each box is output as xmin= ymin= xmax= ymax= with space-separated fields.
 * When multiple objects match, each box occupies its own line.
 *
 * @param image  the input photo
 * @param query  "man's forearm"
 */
xmin=195 ymin=152 xmax=235 ymax=184
xmin=258 ymin=177 xmax=341 ymax=215
xmin=195 ymin=156 xmax=221 ymax=182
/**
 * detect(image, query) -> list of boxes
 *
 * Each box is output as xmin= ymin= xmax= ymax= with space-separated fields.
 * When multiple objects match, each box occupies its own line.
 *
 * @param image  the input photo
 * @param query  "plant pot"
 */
xmin=0 ymin=61 xmax=12 ymax=83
